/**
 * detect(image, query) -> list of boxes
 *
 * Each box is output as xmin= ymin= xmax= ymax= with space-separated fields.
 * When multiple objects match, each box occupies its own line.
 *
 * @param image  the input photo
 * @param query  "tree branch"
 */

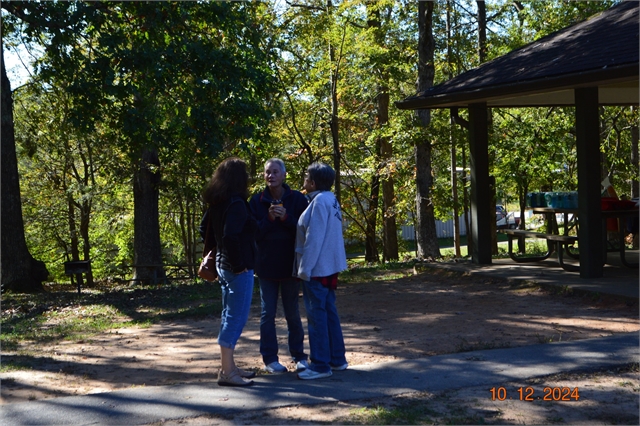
xmin=285 ymin=1 xmax=325 ymax=13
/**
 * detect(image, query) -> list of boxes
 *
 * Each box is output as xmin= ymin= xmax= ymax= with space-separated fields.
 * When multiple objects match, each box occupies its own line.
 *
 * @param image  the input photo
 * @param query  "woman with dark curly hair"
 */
xmin=201 ymin=157 xmax=258 ymax=387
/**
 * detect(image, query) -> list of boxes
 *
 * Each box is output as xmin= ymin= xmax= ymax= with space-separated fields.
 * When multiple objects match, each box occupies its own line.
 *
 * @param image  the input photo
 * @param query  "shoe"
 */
xmin=264 ymin=361 xmax=288 ymax=374
xmin=331 ymin=363 xmax=348 ymax=371
xmin=295 ymin=360 xmax=309 ymax=371
xmin=297 ymin=368 xmax=332 ymax=380
xmin=218 ymin=369 xmax=254 ymax=387
xmin=235 ymin=367 xmax=256 ymax=379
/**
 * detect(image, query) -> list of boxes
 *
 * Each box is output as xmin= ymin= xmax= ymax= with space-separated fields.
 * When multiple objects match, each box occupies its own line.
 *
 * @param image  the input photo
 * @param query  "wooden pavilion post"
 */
xmin=575 ymin=87 xmax=603 ymax=278
xmin=468 ymin=102 xmax=492 ymax=264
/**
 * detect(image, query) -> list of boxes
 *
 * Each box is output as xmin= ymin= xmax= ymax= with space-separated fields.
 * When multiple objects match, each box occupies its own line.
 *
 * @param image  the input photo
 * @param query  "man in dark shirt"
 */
xmin=249 ymin=158 xmax=309 ymax=374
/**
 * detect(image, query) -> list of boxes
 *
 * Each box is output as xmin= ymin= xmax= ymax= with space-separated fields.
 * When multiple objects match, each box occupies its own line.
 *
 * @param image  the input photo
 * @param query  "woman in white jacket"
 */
xmin=294 ymin=162 xmax=348 ymax=380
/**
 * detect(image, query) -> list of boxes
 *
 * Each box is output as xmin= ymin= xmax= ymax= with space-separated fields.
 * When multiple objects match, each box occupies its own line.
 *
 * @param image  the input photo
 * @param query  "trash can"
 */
xmin=64 ymin=260 xmax=91 ymax=293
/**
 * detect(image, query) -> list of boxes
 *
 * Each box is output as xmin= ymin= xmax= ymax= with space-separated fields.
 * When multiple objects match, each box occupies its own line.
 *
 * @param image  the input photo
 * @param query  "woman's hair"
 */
xmin=265 ymin=158 xmax=286 ymax=174
xmin=203 ymin=157 xmax=249 ymax=205
xmin=307 ymin=162 xmax=335 ymax=191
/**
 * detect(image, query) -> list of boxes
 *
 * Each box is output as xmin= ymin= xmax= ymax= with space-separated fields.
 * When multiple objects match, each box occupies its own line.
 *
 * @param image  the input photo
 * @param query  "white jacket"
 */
xmin=293 ymin=191 xmax=347 ymax=281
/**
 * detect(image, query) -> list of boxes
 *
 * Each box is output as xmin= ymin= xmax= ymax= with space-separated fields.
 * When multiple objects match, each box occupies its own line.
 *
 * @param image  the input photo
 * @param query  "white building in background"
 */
xmin=400 ymin=216 xmax=468 ymax=240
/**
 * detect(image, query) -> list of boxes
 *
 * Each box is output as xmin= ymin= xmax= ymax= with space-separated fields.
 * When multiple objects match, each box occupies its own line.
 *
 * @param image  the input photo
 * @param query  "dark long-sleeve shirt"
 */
xmin=201 ymin=195 xmax=257 ymax=274
xmin=249 ymin=184 xmax=308 ymax=279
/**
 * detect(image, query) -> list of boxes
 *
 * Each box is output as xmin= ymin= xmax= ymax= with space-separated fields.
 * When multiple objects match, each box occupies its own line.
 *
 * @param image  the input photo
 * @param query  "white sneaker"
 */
xmin=295 ymin=360 xmax=309 ymax=371
xmin=264 ymin=361 xmax=288 ymax=374
xmin=331 ymin=363 xmax=348 ymax=371
xmin=297 ymin=368 xmax=332 ymax=380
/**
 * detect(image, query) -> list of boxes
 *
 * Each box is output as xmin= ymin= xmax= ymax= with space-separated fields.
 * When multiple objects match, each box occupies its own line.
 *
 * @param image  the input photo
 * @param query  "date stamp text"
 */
xmin=490 ymin=386 xmax=580 ymax=401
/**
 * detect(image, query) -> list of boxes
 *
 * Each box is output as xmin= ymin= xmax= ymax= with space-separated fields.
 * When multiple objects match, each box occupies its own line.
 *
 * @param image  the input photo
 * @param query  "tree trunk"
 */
xmin=518 ymin=183 xmax=528 ymax=254
xmin=327 ymin=0 xmax=341 ymax=203
xmin=462 ymin=144 xmax=473 ymax=255
xmin=380 ymin=159 xmax=398 ymax=261
xmin=415 ymin=141 xmax=440 ymax=259
xmin=378 ymin=83 xmax=398 ymax=261
xmin=414 ymin=0 xmax=440 ymax=259
xmin=68 ymin=195 xmax=84 ymax=289
xmin=450 ymin=121 xmax=461 ymax=257
xmin=476 ymin=1 xmax=487 ymax=63
xmin=447 ymin=2 xmax=461 ymax=257
xmin=329 ymin=43 xmax=341 ymax=204
xmin=365 ymin=174 xmax=380 ymax=263
xmin=1 ymin=45 xmax=48 ymax=293
xmin=380 ymin=133 xmax=398 ymax=261
xmin=491 ymin=175 xmax=499 ymax=256
xmin=366 ymin=3 xmax=398 ymax=262
xmin=132 ymin=148 xmax=165 ymax=284
xmin=631 ymin=114 xmax=638 ymax=199
xmin=478 ymin=1 xmax=497 ymax=254
xmin=79 ymin=199 xmax=94 ymax=286
xmin=178 ymin=189 xmax=198 ymax=276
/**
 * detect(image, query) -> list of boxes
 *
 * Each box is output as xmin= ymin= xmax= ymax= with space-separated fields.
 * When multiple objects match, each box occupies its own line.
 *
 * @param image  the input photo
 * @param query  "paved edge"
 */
xmin=1 ymin=332 xmax=637 ymax=425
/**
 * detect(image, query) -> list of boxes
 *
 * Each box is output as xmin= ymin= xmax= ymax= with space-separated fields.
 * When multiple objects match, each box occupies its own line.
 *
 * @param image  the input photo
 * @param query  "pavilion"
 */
xmin=395 ymin=1 xmax=639 ymax=278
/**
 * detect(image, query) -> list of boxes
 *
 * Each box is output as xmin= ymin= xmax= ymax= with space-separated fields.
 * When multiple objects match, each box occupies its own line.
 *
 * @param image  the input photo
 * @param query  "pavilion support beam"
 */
xmin=468 ymin=102 xmax=492 ymax=264
xmin=575 ymin=87 xmax=603 ymax=278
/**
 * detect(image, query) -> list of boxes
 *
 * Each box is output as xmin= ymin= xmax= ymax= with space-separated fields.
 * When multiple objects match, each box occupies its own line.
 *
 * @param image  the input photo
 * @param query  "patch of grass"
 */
xmin=1 ymin=280 xmax=222 ymax=351
xmin=440 ymin=248 xmax=470 ymax=259
xmin=554 ymin=285 xmax=574 ymax=297
xmin=0 ymin=358 xmax=33 ymax=373
xmin=341 ymin=261 xmax=415 ymax=284
xmin=508 ymin=280 xmax=540 ymax=292
xmin=337 ymin=393 xmax=492 ymax=425
xmin=535 ymin=333 xmax=561 ymax=344
xmin=494 ymin=239 xmax=554 ymax=260
xmin=0 ymin=353 xmax=63 ymax=372
xmin=156 ymin=303 xmax=216 ymax=321
xmin=342 ymin=402 xmax=441 ymax=425
xmin=440 ymin=403 xmax=487 ymax=425
xmin=443 ymin=414 xmax=487 ymax=425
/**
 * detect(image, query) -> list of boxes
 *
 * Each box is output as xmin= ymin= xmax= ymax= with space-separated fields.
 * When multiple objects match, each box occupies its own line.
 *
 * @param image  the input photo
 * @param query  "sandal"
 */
xmin=235 ymin=367 xmax=256 ymax=379
xmin=218 ymin=369 xmax=254 ymax=387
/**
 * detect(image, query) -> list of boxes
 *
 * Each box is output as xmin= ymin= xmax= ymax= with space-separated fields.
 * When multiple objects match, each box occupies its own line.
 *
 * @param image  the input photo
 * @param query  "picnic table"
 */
xmin=601 ymin=209 xmax=639 ymax=268
xmin=500 ymin=206 xmax=638 ymax=271
xmin=499 ymin=227 xmax=579 ymax=272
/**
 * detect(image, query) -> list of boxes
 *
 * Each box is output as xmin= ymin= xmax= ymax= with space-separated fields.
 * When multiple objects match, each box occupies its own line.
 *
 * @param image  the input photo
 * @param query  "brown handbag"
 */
xmin=198 ymin=208 xmax=218 ymax=282
xmin=198 ymin=249 xmax=217 ymax=282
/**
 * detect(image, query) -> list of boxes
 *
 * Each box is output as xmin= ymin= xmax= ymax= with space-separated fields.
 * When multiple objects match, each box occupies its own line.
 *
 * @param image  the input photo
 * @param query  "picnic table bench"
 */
xmin=117 ymin=263 xmax=200 ymax=284
xmin=499 ymin=228 xmax=579 ymax=272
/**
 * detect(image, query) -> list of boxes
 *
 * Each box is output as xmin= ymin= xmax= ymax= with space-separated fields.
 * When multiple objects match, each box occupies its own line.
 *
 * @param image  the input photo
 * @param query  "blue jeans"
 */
xmin=217 ymin=267 xmax=254 ymax=349
xmin=259 ymin=278 xmax=307 ymax=365
xmin=302 ymin=279 xmax=347 ymax=373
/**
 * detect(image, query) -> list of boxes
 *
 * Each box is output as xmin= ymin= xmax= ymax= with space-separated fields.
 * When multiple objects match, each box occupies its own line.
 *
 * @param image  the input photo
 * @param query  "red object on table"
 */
xmin=601 ymin=198 xmax=638 ymax=231
xmin=614 ymin=199 xmax=637 ymax=210
xmin=601 ymin=197 xmax=618 ymax=231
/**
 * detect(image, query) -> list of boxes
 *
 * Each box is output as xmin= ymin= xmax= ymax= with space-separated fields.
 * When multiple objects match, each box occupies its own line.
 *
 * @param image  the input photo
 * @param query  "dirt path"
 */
xmin=2 ymin=268 xmax=638 ymax=423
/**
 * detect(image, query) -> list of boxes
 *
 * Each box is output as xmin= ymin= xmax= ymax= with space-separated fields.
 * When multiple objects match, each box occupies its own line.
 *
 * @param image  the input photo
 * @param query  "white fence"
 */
xmin=400 ymin=216 xmax=468 ymax=240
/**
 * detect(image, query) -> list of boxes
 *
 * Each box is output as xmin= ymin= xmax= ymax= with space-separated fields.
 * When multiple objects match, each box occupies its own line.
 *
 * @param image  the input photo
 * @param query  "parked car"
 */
xmin=496 ymin=211 xmax=518 ymax=229
xmin=511 ymin=211 xmax=521 ymax=227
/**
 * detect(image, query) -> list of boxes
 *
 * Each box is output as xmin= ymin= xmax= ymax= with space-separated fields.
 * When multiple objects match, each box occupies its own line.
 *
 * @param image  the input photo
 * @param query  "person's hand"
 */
xmin=269 ymin=205 xmax=285 ymax=220
xmin=268 ymin=205 xmax=278 ymax=220
xmin=275 ymin=206 xmax=286 ymax=219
